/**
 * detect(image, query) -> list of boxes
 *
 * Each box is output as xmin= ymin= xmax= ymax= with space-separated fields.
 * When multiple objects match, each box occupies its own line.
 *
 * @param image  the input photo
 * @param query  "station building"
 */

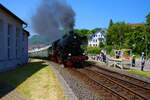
xmin=0 ymin=4 xmax=29 ymax=72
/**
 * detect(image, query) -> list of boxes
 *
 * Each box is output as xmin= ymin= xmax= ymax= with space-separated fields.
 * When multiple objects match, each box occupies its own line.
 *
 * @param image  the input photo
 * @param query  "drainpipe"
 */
xmin=23 ymin=23 xmax=28 ymax=29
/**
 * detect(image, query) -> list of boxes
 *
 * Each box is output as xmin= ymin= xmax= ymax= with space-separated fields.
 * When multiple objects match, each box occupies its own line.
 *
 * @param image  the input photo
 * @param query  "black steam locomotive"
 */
xmin=48 ymin=31 xmax=88 ymax=67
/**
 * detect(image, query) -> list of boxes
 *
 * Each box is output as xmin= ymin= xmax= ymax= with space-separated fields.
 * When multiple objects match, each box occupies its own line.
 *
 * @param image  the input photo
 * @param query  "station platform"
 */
xmin=0 ymin=59 xmax=77 ymax=100
xmin=130 ymin=60 xmax=150 ymax=71
xmin=0 ymin=82 xmax=26 ymax=100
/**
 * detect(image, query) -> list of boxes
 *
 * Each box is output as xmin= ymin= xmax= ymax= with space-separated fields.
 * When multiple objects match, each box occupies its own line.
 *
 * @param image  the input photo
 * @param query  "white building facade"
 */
xmin=0 ymin=4 xmax=29 ymax=72
xmin=88 ymin=31 xmax=105 ymax=47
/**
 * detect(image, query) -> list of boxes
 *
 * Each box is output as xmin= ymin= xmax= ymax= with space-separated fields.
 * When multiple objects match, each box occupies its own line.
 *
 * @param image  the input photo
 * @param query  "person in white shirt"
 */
xmin=141 ymin=52 xmax=145 ymax=71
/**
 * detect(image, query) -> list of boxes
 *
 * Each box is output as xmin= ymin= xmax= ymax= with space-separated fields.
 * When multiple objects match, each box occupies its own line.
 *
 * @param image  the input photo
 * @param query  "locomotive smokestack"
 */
xmin=32 ymin=0 xmax=75 ymax=43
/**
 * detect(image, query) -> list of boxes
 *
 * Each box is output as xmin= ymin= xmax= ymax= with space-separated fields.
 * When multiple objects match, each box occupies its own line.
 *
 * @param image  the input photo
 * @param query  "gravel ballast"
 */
xmin=48 ymin=61 xmax=101 ymax=100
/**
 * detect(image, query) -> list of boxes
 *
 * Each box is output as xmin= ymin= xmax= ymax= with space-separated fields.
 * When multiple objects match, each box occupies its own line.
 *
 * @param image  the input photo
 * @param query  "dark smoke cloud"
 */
xmin=32 ymin=0 xmax=75 ymax=43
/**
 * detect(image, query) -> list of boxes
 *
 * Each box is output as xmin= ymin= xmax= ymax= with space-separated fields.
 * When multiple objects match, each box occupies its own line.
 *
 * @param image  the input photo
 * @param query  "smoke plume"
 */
xmin=32 ymin=0 xmax=75 ymax=43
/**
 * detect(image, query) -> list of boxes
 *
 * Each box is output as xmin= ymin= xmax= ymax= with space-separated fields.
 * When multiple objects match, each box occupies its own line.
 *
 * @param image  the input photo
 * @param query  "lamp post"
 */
xmin=145 ymin=32 xmax=148 ymax=60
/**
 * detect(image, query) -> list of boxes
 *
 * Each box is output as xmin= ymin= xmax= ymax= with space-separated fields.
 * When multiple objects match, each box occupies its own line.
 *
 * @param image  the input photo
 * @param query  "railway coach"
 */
xmin=29 ymin=31 xmax=88 ymax=67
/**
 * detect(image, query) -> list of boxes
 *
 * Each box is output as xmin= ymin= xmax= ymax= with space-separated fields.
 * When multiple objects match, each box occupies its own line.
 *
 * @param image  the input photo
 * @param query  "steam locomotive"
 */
xmin=48 ymin=31 xmax=88 ymax=67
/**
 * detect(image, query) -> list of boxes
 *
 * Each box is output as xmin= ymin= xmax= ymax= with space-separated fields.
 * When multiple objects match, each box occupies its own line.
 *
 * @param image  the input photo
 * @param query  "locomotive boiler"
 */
xmin=48 ymin=31 xmax=88 ymax=67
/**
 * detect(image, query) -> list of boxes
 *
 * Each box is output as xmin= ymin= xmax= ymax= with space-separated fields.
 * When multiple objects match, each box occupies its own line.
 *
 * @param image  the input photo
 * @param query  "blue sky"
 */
xmin=0 ymin=0 xmax=150 ymax=35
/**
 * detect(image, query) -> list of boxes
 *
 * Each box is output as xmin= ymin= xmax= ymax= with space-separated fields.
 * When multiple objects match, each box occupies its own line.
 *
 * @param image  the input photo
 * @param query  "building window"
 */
xmin=95 ymin=39 xmax=97 ymax=42
xmin=0 ymin=19 xmax=4 ymax=60
xmin=8 ymin=24 xmax=12 ymax=59
xmin=95 ymin=44 xmax=97 ymax=46
xmin=0 ymin=19 xmax=3 ymax=33
xmin=16 ymin=28 xmax=20 ymax=58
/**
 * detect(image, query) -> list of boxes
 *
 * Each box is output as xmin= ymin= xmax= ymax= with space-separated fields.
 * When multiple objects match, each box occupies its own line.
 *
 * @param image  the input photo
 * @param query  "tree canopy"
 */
xmin=108 ymin=19 xmax=114 ymax=28
xmin=106 ymin=12 xmax=150 ymax=57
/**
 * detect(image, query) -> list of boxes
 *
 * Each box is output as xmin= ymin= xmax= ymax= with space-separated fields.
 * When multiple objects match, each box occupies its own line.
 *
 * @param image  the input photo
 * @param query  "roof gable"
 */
xmin=89 ymin=31 xmax=104 ymax=39
xmin=0 ymin=3 xmax=27 ymax=25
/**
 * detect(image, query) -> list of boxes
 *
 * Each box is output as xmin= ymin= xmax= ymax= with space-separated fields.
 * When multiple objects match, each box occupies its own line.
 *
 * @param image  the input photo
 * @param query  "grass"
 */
xmin=128 ymin=69 xmax=150 ymax=78
xmin=0 ymin=60 xmax=66 ymax=100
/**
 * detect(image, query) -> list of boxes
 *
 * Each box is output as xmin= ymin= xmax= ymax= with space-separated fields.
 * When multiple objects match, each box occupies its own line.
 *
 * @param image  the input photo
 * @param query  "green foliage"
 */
xmin=29 ymin=35 xmax=50 ymax=46
xmin=108 ymin=19 xmax=113 ymax=28
xmin=124 ymin=25 xmax=146 ymax=54
xmin=87 ymin=47 xmax=101 ymax=54
xmin=75 ymin=28 xmax=105 ymax=37
xmin=106 ymin=16 xmax=150 ymax=56
xmin=74 ymin=29 xmax=91 ymax=36
xmin=146 ymin=12 xmax=150 ymax=25
xmin=107 ymin=22 xmax=131 ymax=47
xmin=99 ymin=42 xmax=105 ymax=48
xmin=80 ymin=45 xmax=87 ymax=52
xmin=105 ymin=45 xmax=112 ymax=53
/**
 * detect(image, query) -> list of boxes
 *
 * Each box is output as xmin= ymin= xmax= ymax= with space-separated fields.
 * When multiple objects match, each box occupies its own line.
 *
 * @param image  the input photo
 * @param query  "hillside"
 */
xmin=29 ymin=35 xmax=50 ymax=49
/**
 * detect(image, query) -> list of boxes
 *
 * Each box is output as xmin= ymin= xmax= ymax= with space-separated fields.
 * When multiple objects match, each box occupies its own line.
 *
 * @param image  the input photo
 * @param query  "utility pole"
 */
xmin=145 ymin=32 xmax=148 ymax=60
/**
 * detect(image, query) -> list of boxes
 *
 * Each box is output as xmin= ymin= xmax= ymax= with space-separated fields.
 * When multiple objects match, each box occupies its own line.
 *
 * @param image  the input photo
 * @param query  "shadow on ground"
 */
xmin=0 ymin=61 xmax=48 ymax=98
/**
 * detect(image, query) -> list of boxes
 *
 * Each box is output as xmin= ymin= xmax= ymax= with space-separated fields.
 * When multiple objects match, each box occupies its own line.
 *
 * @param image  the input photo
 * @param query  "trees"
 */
xmin=106 ymin=21 xmax=148 ymax=55
xmin=74 ymin=29 xmax=90 ymax=36
xmin=124 ymin=25 xmax=145 ymax=54
xmin=145 ymin=12 xmax=150 ymax=57
xmin=106 ymin=22 xmax=130 ymax=48
xmin=108 ymin=19 xmax=113 ymax=28
xmin=146 ymin=12 xmax=150 ymax=26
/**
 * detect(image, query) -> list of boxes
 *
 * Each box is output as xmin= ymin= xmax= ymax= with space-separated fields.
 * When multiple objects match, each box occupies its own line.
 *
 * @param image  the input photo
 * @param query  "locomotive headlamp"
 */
xmin=83 ymin=53 xmax=85 ymax=55
xmin=68 ymin=53 xmax=71 ymax=56
xmin=73 ymin=36 xmax=77 ymax=39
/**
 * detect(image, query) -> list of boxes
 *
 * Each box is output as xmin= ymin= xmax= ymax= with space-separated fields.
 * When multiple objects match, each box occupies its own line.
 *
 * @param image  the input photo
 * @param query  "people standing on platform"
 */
xmin=101 ymin=51 xmax=106 ymax=63
xmin=132 ymin=55 xmax=136 ymax=67
xmin=141 ymin=52 xmax=145 ymax=71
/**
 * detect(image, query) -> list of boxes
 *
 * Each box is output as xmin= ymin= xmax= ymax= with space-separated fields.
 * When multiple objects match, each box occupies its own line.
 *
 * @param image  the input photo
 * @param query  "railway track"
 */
xmin=68 ymin=68 xmax=125 ymax=100
xmin=93 ymin=65 xmax=150 ymax=90
xmin=77 ymin=66 xmax=150 ymax=100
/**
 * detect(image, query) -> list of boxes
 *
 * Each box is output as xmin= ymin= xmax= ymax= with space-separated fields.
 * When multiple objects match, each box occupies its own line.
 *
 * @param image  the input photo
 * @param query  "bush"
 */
xmin=105 ymin=45 xmax=112 ymax=54
xmin=87 ymin=47 xmax=101 ymax=54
